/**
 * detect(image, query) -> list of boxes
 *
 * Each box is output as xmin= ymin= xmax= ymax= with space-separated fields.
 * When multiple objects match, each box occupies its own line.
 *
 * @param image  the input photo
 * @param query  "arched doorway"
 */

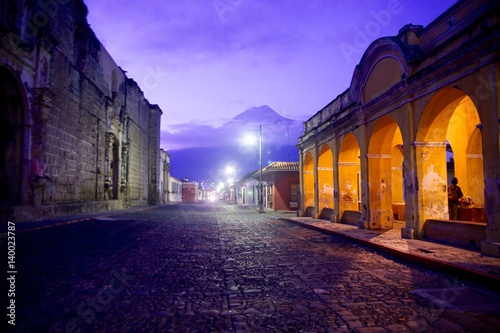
xmin=338 ymin=133 xmax=360 ymax=218
xmin=368 ymin=116 xmax=403 ymax=229
xmin=318 ymin=144 xmax=334 ymax=216
xmin=302 ymin=151 xmax=315 ymax=214
xmin=0 ymin=67 xmax=25 ymax=206
xmin=416 ymin=87 xmax=485 ymax=223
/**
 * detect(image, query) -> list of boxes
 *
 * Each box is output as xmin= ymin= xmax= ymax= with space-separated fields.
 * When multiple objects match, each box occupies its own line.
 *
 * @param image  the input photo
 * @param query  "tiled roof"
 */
xmin=236 ymin=161 xmax=299 ymax=183
xmin=262 ymin=161 xmax=299 ymax=172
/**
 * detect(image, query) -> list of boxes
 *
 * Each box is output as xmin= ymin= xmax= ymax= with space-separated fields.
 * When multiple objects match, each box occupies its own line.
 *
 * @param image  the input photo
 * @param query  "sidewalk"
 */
xmin=14 ymin=205 xmax=158 ymax=232
xmin=271 ymin=212 xmax=500 ymax=287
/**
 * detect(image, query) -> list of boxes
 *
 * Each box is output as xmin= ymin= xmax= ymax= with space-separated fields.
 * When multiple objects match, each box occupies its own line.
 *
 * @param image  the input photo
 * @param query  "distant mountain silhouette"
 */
xmin=168 ymin=145 xmax=296 ymax=185
xmin=223 ymin=105 xmax=296 ymax=127
xmin=166 ymin=105 xmax=302 ymax=185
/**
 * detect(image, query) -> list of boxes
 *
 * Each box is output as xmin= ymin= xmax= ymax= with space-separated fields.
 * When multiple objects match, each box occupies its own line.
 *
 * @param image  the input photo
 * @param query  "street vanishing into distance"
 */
xmin=9 ymin=203 xmax=500 ymax=332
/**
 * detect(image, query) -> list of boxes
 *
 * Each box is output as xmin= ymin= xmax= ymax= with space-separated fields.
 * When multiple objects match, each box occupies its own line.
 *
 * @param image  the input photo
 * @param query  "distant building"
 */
xmin=297 ymin=0 xmax=500 ymax=257
xmin=159 ymin=149 xmax=184 ymax=203
xmin=0 ymin=0 xmax=162 ymax=221
xmin=237 ymin=173 xmax=259 ymax=206
xmin=238 ymin=162 xmax=299 ymax=211
xmin=169 ymin=177 xmax=183 ymax=203
xmin=159 ymin=149 xmax=170 ymax=203
xmin=182 ymin=181 xmax=199 ymax=203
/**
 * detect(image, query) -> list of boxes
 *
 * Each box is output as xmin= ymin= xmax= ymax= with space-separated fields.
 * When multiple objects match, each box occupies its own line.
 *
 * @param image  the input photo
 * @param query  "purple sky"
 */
xmin=84 ymin=0 xmax=457 ymax=150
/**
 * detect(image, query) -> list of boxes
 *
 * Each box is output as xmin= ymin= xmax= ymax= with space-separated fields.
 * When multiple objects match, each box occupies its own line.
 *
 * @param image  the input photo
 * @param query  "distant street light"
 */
xmin=226 ymin=165 xmax=236 ymax=204
xmin=244 ymin=134 xmax=257 ymax=145
xmin=246 ymin=125 xmax=265 ymax=213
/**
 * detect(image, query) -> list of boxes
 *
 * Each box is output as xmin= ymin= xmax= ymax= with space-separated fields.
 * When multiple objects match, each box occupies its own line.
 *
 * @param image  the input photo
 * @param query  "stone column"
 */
xmin=148 ymin=104 xmax=162 ymax=205
xmin=413 ymin=141 xmax=448 ymax=237
xmin=120 ymin=139 xmax=129 ymax=202
xmin=297 ymin=148 xmax=304 ymax=217
xmin=164 ymin=159 xmax=170 ymax=203
xmin=366 ymin=154 xmax=393 ymax=229
xmin=104 ymin=132 xmax=115 ymax=200
xmin=332 ymin=138 xmax=340 ymax=223
xmin=118 ymin=105 xmax=129 ymax=204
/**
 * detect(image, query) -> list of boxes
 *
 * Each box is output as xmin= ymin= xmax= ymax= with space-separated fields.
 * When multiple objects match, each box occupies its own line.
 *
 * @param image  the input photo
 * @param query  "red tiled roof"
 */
xmin=262 ymin=161 xmax=299 ymax=172
xmin=237 ymin=161 xmax=299 ymax=183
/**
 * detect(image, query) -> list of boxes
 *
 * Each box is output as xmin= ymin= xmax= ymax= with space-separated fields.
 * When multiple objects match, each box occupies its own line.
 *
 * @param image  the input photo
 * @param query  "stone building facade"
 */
xmin=0 ymin=0 xmax=162 ymax=222
xmin=297 ymin=0 xmax=500 ymax=257
xmin=159 ymin=149 xmax=170 ymax=203
xmin=182 ymin=182 xmax=199 ymax=203
xmin=159 ymin=149 xmax=184 ymax=203
xmin=168 ymin=176 xmax=183 ymax=203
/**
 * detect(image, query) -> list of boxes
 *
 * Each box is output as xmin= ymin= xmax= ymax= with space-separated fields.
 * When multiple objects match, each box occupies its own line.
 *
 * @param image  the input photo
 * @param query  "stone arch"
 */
xmin=367 ymin=115 xmax=404 ymax=229
xmin=349 ymin=37 xmax=412 ymax=105
xmin=362 ymin=57 xmax=405 ymax=103
xmin=318 ymin=143 xmax=334 ymax=215
xmin=0 ymin=66 xmax=27 ymax=206
xmin=416 ymin=87 xmax=484 ymax=222
xmin=303 ymin=151 xmax=315 ymax=212
xmin=338 ymin=133 xmax=360 ymax=218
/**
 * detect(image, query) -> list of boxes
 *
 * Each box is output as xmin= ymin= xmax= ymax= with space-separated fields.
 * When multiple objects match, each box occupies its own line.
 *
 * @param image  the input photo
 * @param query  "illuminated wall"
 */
xmin=338 ymin=134 xmax=360 ymax=218
xmin=297 ymin=1 xmax=499 ymax=256
xmin=318 ymin=144 xmax=334 ymax=213
xmin=303 ymin=151 xmax=315 ymax=210
xmin=368 ymin=116 xmax=403 ymax=229
xmin=416 ymin=88 xmax=484 ymax=221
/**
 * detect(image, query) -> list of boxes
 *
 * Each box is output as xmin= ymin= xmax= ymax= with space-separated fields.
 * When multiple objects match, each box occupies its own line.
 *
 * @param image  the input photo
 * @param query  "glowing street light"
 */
xmin=216 ymin=182 xmax=225 ymax=192
xmin=246 ymin=125 xmax=265 ymax=213
xmin=226 ymin=165 xmax=236 ymax=204
xmin=244 ymin=134 xmax=258 ymax=145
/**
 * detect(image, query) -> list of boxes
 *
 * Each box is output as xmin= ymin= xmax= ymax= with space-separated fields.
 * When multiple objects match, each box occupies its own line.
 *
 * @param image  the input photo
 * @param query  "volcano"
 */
xmin=165 ymin=105 xmax=302 ymax=184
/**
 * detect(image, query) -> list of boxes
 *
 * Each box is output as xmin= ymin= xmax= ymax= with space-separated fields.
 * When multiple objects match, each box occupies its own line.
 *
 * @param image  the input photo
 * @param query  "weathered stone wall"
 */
xmin=149 ymin=105 xmax=162 ymax=205
xmin=0 ymin=0 xmax=162 ymax=221
xmin=43 ymin=48 xmax=106 ymax=204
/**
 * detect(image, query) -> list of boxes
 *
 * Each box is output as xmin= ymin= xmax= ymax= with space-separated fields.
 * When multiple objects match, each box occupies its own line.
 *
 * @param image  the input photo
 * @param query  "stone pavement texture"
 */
xmin=269 ymin=212 xmax=500 ymax=287
xmin=5 ymin=203 xmax=500 ymax=333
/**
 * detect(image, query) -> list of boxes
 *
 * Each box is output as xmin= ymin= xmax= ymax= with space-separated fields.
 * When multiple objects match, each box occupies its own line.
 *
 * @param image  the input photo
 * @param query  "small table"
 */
xmin=458 ymin=206 xmax=486 ymax=223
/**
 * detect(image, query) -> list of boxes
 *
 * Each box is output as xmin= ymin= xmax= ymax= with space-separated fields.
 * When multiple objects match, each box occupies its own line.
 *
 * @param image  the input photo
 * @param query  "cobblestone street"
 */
xmin=7 ymin=203 xmax=500 ymax=332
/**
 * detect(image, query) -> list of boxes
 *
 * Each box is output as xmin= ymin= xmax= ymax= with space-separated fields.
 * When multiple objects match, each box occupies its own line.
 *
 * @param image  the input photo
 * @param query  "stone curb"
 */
xmin=14 ymin=205 xmax=160 ymax=233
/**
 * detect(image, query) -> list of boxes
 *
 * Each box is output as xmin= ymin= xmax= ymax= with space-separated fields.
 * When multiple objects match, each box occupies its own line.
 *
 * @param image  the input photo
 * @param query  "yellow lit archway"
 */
xmin=338 ymin=134 xmax=360 ymax=218
xmin=416 ymin=87 xmax=484 ymax=222
xmin=303 ymin=151 xmax=315 ymax=211
xmin=368 ymin=116 xmax=404 ymax=229
xmin=318 ymin=144 xmax=334 ymax=215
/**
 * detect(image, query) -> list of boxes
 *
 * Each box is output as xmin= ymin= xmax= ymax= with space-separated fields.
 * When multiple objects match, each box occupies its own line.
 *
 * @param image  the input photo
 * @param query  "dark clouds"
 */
xmin=83 ymin=0 xmax=460 ymax=180
xmin=161 ymin=114 xmax=303 ymax=150
xmin=161 ymin=123 xmax=222 ymax=150
xmin=85 ymin=0 xmax=458 ymax=130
